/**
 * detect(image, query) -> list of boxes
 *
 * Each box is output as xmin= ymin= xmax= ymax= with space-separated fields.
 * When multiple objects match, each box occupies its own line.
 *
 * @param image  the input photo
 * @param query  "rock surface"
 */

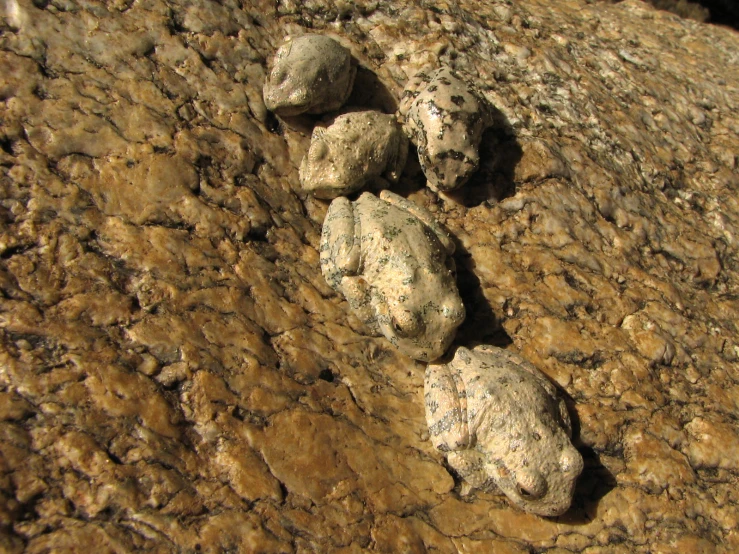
xmin=0 ymin=0 xmax=738 ymax=552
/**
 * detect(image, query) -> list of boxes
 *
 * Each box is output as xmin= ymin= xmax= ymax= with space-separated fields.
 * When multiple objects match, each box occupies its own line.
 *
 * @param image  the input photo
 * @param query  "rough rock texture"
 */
xmin=0 ymin=0 xmax=737 ymax=552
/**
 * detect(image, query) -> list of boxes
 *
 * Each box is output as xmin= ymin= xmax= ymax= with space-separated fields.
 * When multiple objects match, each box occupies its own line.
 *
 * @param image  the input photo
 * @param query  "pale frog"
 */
xmin=300 ymin=111 xmax=408 ymax=199
xmin=425 ymin=344 xmax=583 ymax=515
xmin=399 ymin=67 xmax=491 ymax=191
xmin=320 ymin=191 xmax=465 ymax=361
xmin=263 ymin=34 xmax=356 ymax=116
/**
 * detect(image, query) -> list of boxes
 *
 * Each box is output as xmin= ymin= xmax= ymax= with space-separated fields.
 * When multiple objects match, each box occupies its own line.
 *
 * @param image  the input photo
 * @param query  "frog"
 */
xmin=399 ymin=67 xmax=492 ymax=192
xmin=300 ymin=110 xmax=409 ymax=199
xmin=263 ymin=34 xmax=357 ymax=116
xmin=320 ymin=190 xmax=465 ymax=362
xmin=424 ymin=344 xmax=584 ymax=516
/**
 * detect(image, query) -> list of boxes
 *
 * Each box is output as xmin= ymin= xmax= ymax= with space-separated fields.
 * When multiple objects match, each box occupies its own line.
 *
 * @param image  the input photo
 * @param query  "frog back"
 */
xmin=450 ymin=346 xmax=563 ymax=438
xmin=354 ymin=193 xmax=446 ymax=280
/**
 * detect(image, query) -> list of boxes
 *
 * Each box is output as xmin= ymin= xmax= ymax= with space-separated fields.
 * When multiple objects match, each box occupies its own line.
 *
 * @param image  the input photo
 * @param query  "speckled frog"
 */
xmin=425 ymin=345 xmax=583 ymax=516
xmin=300 ymin=111 xmax=409 ymax=199
xmin=320 ymin=191 xmax=465 ymax=361
xmin=263 ymin=34 xmax=356 ymax=116
xmin=399 ymin=67 xmax=492 ymax=191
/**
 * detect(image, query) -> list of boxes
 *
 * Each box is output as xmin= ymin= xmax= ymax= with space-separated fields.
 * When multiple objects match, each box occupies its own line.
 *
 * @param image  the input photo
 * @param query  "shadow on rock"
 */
xmin=274 ymin=62 xmax=399 ymax=135
xmin=346 ymin=64 xmax=399 ymax=113
xmin=557 ymin=444 xmax=618 ymax=525
xmin=448 ymin=105 xmax=523 ymax=208
xmin=554 ymin=389 xmax=617 ymax=525
xmin=270 ymin=111 xmax=321 ymax=135
xmin=452 ymin=239 xmax=512 ymax=349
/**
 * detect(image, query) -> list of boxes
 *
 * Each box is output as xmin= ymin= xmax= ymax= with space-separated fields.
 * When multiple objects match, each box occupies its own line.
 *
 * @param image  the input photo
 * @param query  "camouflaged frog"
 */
xmin=320 ymin=191 xmax=465 ymax=361
xmin=263 ymin=34 xmax=356 ymax=116
xmin=300 ymin=111 xmax=409 ymax=199
xmin=399 ymin=67 xmax=492 ymax=192
xmin=425 ymin=345 xmax=583 ymax=516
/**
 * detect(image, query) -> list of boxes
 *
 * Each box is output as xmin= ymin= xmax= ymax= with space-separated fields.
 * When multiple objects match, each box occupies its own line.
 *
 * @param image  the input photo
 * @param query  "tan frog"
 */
xmin=425 ymin=345 xmax=583 ymax=516
xmin=399 ymin=67 xmax=492 ymax=191
xmin=263 ymin=34 xmax=356 ymax=116
xmin=320 ymin=191 xmax=465 ymax=361
xmin=300 ymin=111 xmax=409 ymax=199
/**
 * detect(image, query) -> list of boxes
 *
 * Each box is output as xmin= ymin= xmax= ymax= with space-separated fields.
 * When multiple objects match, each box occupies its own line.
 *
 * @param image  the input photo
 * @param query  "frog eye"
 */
xmin=515 ymin=470 xmax=547 ymax=500
xmin=516 ymin=483 xmax=542 ymax=499
xmin=391 ymin=311 xmax=425 ymax=339
xmin=309 ymin=140 xmax=329 ymax=162
xmin=272 ymin=68 xmax=288 ymax=84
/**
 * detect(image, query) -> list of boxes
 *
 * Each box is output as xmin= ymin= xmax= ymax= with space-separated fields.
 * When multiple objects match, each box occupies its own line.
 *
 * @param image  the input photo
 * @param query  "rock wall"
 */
xmin=1 ymin=0 xmax=738 ymax=551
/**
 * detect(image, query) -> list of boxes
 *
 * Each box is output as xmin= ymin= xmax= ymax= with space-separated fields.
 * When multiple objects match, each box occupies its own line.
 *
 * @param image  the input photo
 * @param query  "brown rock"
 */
xmin=1 ymin=0 xmax=738 ymax=551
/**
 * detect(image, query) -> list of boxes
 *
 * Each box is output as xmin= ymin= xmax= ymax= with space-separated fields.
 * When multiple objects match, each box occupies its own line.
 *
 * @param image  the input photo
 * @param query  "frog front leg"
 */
xmin=339 ymin=274 xmax=380 ymax=334
xmin=379 ymin=190 xmax=455 ymax=255
xmin=447 ymin=450 xmax=492 ymax=490
xmin=424 ymin=362 xmax=470 ymax=452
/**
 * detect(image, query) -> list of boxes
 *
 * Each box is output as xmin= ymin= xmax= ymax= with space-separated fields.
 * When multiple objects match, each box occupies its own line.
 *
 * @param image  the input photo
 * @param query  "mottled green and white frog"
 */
xmin=425 ymin=345 xmax=583 ymax=516
xmin=300 ymin=111 xmax=409 ymax=199
xmin=263 ymin=34 xmax=356 ymax=116
xmin=320 ymin=191 xmax=465 ymax=361
xmin=399 ymin=67 xmax=492 ymax=191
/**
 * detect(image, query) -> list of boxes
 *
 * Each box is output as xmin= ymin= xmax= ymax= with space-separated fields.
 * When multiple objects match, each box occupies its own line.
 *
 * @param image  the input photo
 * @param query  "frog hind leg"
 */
xmin=320 ymin=197 xmax=360 ymax=290
xmin=424 ymin=362 xmax=470 ymax=452
xmin=379 ymin=190 xmax=456 ymax=255
xmin=339 ymin=275 xmax=381 ymax=335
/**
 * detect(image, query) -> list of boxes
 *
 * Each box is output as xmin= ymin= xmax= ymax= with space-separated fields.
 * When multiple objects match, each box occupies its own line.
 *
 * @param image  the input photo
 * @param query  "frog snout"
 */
xmin=441 ymin=298 xmax=466 ymax=324
xmin=287 ymin=87 xmax=310 ymax=108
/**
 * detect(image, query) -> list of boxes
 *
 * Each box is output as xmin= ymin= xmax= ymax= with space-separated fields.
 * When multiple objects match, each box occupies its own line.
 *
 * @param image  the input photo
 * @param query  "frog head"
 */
xmin=300 ymin=124 xmax=369 ymax=199
xmin=263 ymin=34 xmax=356 ymax=116
xmin=300 ymin=128 xmax=344 ymax=198
xmin=478 ymin=395 xmax=584 ymax=516
xmin=263 ymin=65 xmax=313 ymax=117
xmin=263 ymin=39 xmax=313 ymax=116
xmin=419 ymin=142 xmax=480 ymax=192
xmin=372 ymin=262 xmax=465 ymax=362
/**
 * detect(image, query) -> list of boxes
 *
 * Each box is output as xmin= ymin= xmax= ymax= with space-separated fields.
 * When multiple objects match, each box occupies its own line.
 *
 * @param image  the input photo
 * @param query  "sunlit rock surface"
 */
xmin=1 ymin=0 xmax=738 ymax=552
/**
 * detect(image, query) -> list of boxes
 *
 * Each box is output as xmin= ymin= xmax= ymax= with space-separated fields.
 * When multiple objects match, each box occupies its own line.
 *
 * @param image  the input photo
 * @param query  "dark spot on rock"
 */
xmin=265 ymin=111 xmax=282 ymax=135
xmin=0 ymin=136 xmax=13 ymax=155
